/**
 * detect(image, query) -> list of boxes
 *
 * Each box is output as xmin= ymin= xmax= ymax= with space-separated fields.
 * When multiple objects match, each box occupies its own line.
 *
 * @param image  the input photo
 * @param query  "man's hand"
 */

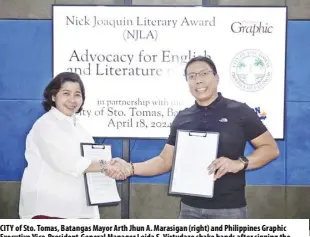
xmin=208 ymin=157 xmax=244 ymax=180
xmin=106 ymin=158 xmax=132 ymax=180
xmin=104 ymin=158 xmax=127 ymax=180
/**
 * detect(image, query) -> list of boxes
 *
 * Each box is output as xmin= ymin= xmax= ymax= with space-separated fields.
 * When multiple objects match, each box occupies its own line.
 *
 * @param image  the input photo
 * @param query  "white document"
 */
xmin=169 ymin=130 xmax=220 ymax=198
xmin=81 ymin=144 xmax=121 ymax=205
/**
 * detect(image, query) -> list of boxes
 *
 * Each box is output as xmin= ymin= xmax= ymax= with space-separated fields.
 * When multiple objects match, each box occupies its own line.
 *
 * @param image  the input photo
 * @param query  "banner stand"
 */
xmin=121 ymin=139 xmax=130 ymax=219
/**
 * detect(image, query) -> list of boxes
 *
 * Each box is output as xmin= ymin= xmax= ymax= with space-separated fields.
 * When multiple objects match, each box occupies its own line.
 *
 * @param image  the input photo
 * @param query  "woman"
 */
xmin=19 ymin=72 xmax=123 ymax=219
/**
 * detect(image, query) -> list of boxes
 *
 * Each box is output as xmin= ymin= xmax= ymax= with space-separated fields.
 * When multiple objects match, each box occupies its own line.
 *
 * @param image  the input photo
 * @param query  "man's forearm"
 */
xmin=134 ymin=155 xmax=172 ymax=176
xmin=247 ymin=144 xmax=279 ymax=170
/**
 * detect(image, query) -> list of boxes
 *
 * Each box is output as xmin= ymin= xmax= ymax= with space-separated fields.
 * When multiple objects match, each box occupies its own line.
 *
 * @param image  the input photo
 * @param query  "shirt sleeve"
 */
xmin=240 ymin=103 xmax=268 ymax=141
xmin=31 ymin=120 xmax=91 ymax=177
xmin=166 ymin=115 xmax=179 ymax=146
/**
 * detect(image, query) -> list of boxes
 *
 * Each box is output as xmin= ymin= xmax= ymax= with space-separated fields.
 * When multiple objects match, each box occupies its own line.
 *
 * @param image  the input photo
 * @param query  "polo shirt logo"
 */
xmin=219 ymin=118 xmax=228 ymax=122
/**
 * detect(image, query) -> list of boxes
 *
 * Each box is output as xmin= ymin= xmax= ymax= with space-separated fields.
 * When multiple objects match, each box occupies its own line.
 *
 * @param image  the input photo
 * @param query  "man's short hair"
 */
xmin=184 ymin=56 xmax=218 ymax=79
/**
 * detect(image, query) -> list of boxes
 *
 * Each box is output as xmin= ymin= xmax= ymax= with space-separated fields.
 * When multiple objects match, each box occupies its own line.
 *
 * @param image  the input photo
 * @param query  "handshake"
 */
xmin=104 ymin=158 xmax=133 ymax=180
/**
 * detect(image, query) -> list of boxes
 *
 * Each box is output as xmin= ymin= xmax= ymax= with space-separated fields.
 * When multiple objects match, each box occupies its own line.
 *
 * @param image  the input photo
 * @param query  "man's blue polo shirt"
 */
xmin=167 ymin=93 xmax=267 ymax=209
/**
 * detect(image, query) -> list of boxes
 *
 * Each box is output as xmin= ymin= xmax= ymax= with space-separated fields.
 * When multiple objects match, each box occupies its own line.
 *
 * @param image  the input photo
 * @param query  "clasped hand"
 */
xmin=104 ymin=158 xmax=132 ymax=180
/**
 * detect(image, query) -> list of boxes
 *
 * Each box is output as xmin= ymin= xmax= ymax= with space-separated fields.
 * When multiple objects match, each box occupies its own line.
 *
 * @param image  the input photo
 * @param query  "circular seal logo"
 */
xmin=230 ymin=49 xmax=272 ymax=92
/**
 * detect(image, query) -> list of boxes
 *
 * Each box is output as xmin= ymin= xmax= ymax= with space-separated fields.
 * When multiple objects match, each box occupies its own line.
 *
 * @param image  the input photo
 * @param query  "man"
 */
xmin=110 ymin=56 xmax=279 ymax=219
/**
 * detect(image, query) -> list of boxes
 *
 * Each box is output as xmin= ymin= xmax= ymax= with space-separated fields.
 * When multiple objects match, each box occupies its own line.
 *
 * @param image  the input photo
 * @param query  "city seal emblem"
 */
xmin=230 ymin=49 xmax=272 ymax=92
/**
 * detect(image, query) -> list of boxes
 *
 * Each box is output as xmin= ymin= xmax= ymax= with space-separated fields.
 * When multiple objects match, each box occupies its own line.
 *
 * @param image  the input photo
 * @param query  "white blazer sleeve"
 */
xmin=31 ymin=120 xmax=91 ymax=177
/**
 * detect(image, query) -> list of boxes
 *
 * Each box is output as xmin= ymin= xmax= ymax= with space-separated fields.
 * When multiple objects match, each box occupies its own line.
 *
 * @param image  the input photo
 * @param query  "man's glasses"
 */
xmin=186 ymin=68 xmax=215 ymax=81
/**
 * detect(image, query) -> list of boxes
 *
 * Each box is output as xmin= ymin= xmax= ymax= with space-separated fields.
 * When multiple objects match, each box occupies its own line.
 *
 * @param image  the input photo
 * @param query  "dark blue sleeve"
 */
xmin=166 ymin=115 xmax=180 ymax=146
xmin=241 ymin=103 xmax=268 ymax=141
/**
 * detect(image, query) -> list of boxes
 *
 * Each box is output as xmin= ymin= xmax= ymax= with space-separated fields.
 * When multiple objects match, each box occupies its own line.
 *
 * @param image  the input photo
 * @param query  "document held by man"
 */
xmin=169 ymin=130 xmax=220 ymax=198
xmin=81 ymin=143 xmax=121 ymax=205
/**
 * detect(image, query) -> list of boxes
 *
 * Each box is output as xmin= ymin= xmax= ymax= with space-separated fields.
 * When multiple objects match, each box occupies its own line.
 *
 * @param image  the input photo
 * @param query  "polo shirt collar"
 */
xmin=195 ymin=92 xmax=224 ymax=109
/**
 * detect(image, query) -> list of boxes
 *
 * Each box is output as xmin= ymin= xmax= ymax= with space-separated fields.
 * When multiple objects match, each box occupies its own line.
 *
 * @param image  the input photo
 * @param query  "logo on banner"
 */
xmin=252 ymin=106 xmax=267 ymax=120
xmin=231 ymin=21 xmax=273 ymax=36
xmin=230 ymin=49 xmax=272 ymax=92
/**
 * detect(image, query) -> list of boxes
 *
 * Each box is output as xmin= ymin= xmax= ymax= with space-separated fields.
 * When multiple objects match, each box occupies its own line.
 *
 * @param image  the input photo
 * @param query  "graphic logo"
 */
xmin=231 ymin=21 xmax=273 ymax=36
xmin=253 ymin=106 xmax=267 ymax=120
xmin=230 ymin=49 xmax=272 ymax=92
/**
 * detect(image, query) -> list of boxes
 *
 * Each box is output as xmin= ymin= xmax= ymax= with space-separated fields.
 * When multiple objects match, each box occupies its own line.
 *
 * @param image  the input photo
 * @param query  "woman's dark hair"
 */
xmin=42 ymin=72 xmax=86 ymax=113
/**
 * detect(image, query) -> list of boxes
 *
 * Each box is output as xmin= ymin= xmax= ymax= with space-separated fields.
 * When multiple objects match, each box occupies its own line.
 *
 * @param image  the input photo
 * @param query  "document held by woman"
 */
xmin=81 ymin=144 xmax=121 ymax=205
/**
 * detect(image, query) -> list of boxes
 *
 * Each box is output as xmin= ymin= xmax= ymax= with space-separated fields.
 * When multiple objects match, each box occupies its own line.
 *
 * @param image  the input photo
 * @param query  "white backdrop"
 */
xmin=53 ymin=6 xmax=286 ymax=139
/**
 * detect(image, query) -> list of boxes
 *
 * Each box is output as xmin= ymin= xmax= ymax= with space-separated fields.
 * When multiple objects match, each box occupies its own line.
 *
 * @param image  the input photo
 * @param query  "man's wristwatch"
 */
xmin=239 ymin=156 xmax=249 ymax=170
